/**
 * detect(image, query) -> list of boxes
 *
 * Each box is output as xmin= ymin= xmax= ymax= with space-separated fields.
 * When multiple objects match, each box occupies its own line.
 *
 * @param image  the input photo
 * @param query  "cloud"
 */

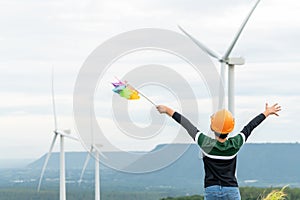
xmin=1 ymin=0 xmax=299 ymax=63
xmin=235 ymin=62 xmax=300 ymax=96
xmin=0 ymin=114 xmax=83 ymax=159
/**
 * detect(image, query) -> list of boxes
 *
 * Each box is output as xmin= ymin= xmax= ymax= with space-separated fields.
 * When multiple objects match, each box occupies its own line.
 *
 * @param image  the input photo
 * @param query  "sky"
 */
xmin=0 ymin=0 xmax=300 ymax=160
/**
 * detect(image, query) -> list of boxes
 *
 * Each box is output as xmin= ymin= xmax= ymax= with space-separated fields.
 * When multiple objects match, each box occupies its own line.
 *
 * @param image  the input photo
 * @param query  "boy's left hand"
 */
xmin=263 ymin=103 xmax=281 ymax=117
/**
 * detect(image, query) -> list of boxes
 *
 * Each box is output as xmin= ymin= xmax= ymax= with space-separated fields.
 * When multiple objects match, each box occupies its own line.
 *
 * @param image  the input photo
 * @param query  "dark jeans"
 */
xmin=204 ymin=185 xmax=241 ymax=200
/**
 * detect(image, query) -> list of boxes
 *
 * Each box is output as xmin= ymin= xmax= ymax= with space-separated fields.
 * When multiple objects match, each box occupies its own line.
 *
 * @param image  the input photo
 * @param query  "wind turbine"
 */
xmin=78 ymin=103 xmax=106 ymax=200
xmin=37 ymin=68 xmax=78 ymax=200
xmin=178 ymin=0 xmax=261 ymax=116
xmin=79 ymin=145 xmax=105 ymax=200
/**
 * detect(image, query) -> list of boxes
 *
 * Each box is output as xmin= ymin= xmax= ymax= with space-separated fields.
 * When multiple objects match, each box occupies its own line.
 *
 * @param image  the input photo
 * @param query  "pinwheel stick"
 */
xmin=127 ymin=83 xmax=156 ymax=106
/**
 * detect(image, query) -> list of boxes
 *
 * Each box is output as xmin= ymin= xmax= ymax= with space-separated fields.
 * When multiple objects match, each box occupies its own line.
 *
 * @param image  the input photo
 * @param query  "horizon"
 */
xmin=1 ymin=142 xmax=299 ymax=162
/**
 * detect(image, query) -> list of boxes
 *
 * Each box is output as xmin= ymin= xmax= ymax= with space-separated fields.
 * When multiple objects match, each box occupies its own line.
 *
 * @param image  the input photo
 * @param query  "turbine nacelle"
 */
xmin=225 ymin=57 xmax=245 ymax=66
xmin=54 ymin=129 xmax=78 ymax=141
xmin=54 ymin=129 xmax=70 ymax=135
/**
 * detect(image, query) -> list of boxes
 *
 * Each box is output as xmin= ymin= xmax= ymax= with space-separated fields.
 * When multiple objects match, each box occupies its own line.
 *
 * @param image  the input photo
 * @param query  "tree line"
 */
xmin=1 ymin=186 xmax=300 ymax=200
xmin=161 ymin=186 xmax=300 ymax=200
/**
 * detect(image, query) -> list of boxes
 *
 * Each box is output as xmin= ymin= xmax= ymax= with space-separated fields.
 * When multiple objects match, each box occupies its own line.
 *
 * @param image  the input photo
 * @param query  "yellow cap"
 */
xmin=210 ymin=109 xmax=235 ymax=134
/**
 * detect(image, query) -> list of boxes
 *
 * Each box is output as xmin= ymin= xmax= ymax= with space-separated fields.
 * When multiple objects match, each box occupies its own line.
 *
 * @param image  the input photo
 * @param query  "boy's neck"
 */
xmin=216 ymin=137 xmax=227 ymax=143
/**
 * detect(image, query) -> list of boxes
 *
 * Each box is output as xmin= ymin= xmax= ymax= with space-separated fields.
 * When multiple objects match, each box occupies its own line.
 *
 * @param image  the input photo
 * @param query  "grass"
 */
xmin=262 ymin=186 xmax=288 ymax=200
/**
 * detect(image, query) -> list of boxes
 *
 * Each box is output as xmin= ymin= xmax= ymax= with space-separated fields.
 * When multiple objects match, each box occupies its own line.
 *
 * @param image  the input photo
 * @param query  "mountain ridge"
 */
xmin=26 ymin=143 xmax=300 ymax=188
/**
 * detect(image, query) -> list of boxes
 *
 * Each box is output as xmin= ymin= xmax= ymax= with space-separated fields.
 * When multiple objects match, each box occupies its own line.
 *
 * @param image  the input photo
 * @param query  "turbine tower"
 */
xmin=78 ymin=102 xmax=106 ymax=200
xmin=179 ymin=0 xmax=261 ymax=116
xmin=37 ymin=68 xmax=78 ymax=200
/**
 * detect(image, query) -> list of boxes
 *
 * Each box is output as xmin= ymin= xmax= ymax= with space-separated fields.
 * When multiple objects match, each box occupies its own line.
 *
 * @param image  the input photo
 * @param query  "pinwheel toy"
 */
xmin=111 ymin=79 xmax=156 ymax=106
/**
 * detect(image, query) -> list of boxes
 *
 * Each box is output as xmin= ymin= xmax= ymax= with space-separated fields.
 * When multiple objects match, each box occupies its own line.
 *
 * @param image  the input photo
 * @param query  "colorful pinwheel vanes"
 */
xmin=112 ymin=80 xmax=140 ymax=100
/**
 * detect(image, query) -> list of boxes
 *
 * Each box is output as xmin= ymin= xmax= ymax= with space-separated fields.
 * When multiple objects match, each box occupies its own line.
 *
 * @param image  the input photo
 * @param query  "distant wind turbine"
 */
xmin=178 ymin=0 xmax=261 ymax=116
xmin=79 ymin=145 xmax=105 ymax=200
xmin=78 ymin=102 xmax=106 ymax=200
xmin=37 ymin=68 xmax=78 ymax=200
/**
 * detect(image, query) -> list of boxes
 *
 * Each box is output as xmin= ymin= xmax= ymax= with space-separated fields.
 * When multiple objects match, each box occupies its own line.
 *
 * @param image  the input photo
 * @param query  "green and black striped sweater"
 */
xmin=172 ymin=112 xmax=266 ymax=188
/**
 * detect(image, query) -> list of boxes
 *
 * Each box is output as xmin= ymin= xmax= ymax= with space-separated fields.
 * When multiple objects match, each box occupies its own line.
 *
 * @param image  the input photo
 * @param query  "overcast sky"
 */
xmin=0 ymin=0 xmax=299 ymax=160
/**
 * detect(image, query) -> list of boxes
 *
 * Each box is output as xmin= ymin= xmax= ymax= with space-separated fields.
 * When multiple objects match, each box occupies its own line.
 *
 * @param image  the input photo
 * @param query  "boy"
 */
xmin=156 ymin=103 xmax=281 ymax=200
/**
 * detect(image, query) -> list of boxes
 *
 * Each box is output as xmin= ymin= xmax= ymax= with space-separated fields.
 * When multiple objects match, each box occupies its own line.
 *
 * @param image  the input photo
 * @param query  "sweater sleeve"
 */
xmin=172 ymin=112 xmax=199 ymax=141
xmin=241 ymin=113 xmax=266 ymax=141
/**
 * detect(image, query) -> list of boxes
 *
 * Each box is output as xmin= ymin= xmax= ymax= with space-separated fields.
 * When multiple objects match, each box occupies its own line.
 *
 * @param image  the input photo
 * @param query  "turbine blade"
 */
xmin=78 ymin=147 xmax=93 ymax=185
xmin=99 ymin=151 xmax=107 ymax=160
xmin=37 ymin=133 xmax=58 ymax=192
xmin=51 ymin=67 xmax=58 ymax=130
xmin=178 ymin=25 xmax=222 ymax=61
xmin=223 ymin=0 xmax=261 ymax=59
xmin=93 ymin=145 xmax=107 ymax=159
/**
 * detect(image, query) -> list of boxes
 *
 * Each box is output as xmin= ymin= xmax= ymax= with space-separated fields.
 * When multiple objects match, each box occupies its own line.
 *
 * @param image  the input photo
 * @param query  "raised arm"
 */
xmin=156 ymin=105 xmax=199 ymax=140
xmin=241 ymin=103 xmax=281 ymax=141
